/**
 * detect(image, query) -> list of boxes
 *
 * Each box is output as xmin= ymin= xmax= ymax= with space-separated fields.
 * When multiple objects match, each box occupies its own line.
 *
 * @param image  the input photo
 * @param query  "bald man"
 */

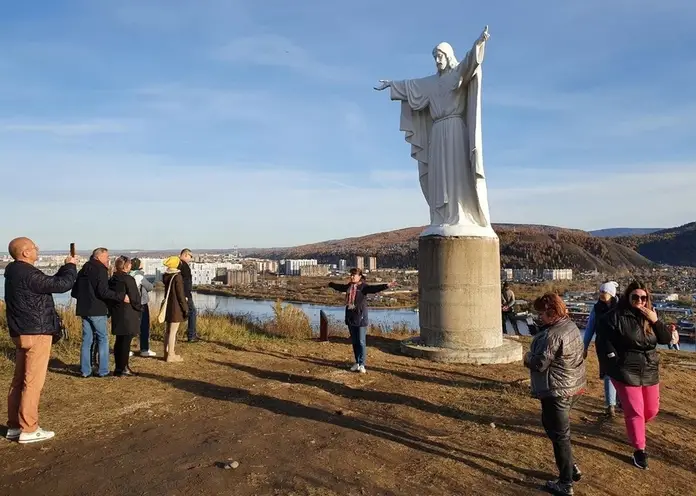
xmin=4 ymin=237 xmax=77 ymax=444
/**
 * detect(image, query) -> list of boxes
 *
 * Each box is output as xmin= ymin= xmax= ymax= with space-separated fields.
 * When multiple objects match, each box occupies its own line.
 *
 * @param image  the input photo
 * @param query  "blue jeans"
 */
xmin=186 ymin=297 xmax=197 ymax=340
xmin=348 ymin=325 xmax=367 ymax=365
xmin=140 ymin=305 xmax=151 ymax=352
xmin=80 ymin=316 xmax=109 ymax=377
xmin=604 ymin=375 xmax=617 ymax=407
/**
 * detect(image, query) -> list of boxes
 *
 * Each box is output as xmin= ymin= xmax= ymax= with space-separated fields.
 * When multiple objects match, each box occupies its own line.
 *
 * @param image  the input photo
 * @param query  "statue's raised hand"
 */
xmin=478 ymin=25 xmax=490 ymax=44
xmin=374 ymin=80 xmax=391 ymax=91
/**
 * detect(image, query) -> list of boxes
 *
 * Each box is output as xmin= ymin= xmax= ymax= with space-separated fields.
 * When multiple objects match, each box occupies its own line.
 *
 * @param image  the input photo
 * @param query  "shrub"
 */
xmin=265 ymin=300 xmax=313 ymax=339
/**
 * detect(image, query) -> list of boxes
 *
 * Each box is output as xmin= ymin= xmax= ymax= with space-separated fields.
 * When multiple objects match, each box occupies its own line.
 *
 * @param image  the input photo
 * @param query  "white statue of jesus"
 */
xmin=375 ymin=26 xmax=495 ymax=238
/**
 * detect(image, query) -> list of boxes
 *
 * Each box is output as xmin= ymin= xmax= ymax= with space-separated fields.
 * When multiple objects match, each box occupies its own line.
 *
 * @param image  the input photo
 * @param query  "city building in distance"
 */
xmin=281 ymin=259 xmax=318 ymax=276
xmin=300 ymin=264 xmax=331 ymax=277
xmin=366 ymin=256 xmax=377 ymax=272
xmin=501 ymin=268 xmax=573 ymax=282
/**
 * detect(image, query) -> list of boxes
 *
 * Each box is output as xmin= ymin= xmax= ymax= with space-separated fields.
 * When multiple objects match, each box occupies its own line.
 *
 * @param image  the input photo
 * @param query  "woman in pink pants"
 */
xmin=596 ymin=281 xmax=671 ymax=469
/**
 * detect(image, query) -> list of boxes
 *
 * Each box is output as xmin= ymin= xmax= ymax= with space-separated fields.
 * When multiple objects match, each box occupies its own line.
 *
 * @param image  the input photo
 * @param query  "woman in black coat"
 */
xmin=595 ymin=280 xmax=671 ymax=470
xmin=108 ymin=256 xmax=143 ymax=376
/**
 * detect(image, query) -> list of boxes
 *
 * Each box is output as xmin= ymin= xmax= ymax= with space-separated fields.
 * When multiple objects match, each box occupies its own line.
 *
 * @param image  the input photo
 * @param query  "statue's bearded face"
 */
xmin=434 ymin=50 xmax=449 ymax=72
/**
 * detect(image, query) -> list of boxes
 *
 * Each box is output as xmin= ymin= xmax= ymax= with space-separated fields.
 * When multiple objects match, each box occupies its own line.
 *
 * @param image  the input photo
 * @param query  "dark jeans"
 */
xmin=502 ymin=311 xmax=519 ymax=335
xmin=540 ymin=396 xmax=574 ymax=484
xmin=186 ymin=297 xmax=197 ymax=340
xmin=140 ymin=305 xmax=151 ymax=352
xmin=347 ymin=325 xmax=367 ymax=365
xmin=113 ymin=335 xmax=133 ymax=373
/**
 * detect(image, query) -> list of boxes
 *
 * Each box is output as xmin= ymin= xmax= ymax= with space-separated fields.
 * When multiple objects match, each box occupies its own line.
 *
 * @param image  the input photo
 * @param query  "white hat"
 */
xmin=599 ymin=281 xmax=619 ymax=297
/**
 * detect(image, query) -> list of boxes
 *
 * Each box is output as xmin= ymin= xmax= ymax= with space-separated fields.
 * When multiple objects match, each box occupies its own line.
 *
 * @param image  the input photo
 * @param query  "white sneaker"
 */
xmin=358 ymin=365 xmax=366 ymax=374
xmin=140 ymin=350 xmax=157 ymax=357
xmin=18 ymin=427 xmax=55 ymax=444
xmin=350 ymin=363 xmax=360 ymax=372
xmin=5 ymin=427 xmax=20 ymax=440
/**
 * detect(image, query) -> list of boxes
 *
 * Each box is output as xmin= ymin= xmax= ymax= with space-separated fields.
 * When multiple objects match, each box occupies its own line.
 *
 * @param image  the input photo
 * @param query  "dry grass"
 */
xmin=265 ymin=300 xmax=313 ymax=339
xmin=0 ymin=299 xmax=417 ymax=371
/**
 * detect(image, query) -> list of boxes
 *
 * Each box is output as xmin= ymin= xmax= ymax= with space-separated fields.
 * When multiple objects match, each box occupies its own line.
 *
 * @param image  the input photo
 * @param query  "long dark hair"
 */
xmin=620 ymin=280 xmax=654 ymax=334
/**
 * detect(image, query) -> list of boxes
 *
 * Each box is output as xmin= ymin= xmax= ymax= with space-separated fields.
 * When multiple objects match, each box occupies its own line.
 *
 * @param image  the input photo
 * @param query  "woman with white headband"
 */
xmin=583 ymin=281 xmax=620 ymax=417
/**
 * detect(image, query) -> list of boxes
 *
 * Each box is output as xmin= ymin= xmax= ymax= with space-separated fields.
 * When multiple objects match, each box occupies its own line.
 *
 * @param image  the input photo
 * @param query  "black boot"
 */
xmin=632 ymin=449 xmax=648 ymax=470
xmin=545 ymin=479 xmax=573 ymax=495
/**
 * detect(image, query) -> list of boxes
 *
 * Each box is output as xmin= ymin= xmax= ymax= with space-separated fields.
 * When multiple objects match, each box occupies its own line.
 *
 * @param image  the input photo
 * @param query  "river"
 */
xmin=0 ymin=274 xmax=419 ymax=329
xmin=1 ymin=274 xmax=693 ymax=352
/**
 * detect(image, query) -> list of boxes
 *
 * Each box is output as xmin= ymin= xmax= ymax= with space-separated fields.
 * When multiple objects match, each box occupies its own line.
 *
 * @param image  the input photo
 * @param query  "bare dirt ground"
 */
xmin=1 ymin=336 xmax=695 ymax=496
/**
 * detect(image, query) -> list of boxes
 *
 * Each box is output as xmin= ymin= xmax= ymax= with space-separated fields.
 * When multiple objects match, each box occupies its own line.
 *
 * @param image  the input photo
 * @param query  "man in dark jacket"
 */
xmin=4 ymin=237 xmax=77 ymax=444
xmin=178 ymin=248 xmax=198 ymax=342
xmin=525 ymin=293 xmax=585 ymax=496
xmin=71 ymin=247 xmax=127 ymax=378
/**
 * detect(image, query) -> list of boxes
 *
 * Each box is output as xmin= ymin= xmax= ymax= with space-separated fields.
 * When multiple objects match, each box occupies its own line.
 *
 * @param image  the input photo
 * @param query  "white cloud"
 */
xmin=489 ymin=163 xmax=696 ymax=230
xmin=3 ymin=146 xmax=693 ymax=250
xmin=214 ymin=34 xmax=359 ymax=82
xmin=0 ymin=119 xmax=132 ymax=136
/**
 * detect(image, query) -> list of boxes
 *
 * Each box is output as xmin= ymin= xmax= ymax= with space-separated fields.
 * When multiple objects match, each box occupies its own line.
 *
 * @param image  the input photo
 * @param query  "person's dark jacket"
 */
xmin=107 ymin=272 xmax=143 ymax=336
xmin=586 ymin=297 xmax=617 ymax=378
xmin=163 ymin=270 xmax=189 ymax=323
xmin=524 ymin=316 xmax=586 ymax=399
xmin=328 ymin=281 xmax=389 ymax=327
xmin=596 ymin=305 xmax=671 ymax=387
xmin=71 ymin=258 xmax=125 ymax=317
xmin=178 ymin=260 xmax=193 ymax=298
xmin=4 ymin=261 xmax=77 ymax=338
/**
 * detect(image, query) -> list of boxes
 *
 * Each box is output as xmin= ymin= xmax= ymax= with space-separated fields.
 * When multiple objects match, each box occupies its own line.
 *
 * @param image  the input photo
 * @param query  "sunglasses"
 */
xmin=630 ymin=294 xmax=648 ymax=303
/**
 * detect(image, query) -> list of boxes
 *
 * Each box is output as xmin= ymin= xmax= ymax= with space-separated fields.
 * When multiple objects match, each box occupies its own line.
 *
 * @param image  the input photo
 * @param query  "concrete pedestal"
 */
xmin=401 ymin=235 xmax=523 ymax=364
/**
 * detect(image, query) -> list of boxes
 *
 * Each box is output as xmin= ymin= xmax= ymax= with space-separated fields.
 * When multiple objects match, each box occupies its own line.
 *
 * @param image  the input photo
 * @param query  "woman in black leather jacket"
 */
xmin=596 ymin=281 xmax=671 ymax=470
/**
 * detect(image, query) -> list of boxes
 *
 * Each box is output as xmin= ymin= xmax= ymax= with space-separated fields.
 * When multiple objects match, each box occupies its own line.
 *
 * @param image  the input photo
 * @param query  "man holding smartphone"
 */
xmin=4 ymin=237 xmax=77 ymax=443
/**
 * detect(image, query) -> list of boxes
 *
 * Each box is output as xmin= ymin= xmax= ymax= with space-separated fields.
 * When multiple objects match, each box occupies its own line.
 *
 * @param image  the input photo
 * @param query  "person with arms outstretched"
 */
xmin=328 ymin=268 xmax=396 ymax=374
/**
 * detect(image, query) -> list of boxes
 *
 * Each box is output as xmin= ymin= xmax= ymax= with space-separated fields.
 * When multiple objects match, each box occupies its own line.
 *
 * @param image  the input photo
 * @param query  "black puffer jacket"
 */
xmin=525 ymin=317 xmax=586 ymax=399
xmin=4 ymin=261 xmax=77 ymax=337
xmin=71 ymin=258 xmax=124 ymax=317
xmin=596 ymin=306 xmax=671 ymax=386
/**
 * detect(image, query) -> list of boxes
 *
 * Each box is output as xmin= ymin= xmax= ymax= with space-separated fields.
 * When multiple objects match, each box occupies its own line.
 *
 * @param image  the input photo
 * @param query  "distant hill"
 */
xmin=590 ymin=228 xmax=662 ymax=238
xmin=244 ymin=224 xmax=655 ymax=272
xmin=614 ymin=222 xmax=696 ymax=267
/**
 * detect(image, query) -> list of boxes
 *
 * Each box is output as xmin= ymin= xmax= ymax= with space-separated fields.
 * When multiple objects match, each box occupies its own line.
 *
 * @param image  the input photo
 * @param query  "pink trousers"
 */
xmin=611 ymin=379 xmax=660 ymax=450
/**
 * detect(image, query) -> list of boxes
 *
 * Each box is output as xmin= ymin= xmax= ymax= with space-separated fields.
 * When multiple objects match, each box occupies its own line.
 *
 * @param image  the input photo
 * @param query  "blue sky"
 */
xmin=2 ymin=0 xmax=695 ymax=250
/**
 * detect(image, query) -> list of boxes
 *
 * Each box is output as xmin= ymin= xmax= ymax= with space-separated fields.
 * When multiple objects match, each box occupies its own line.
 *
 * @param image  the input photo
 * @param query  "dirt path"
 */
xmin=1 ymin=337 xmax=695 ymax=496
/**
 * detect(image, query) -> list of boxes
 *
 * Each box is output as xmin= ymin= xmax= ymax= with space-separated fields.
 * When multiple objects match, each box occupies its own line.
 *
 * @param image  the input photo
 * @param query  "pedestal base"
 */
xmin=404 ymin=234 xmax=523 ymax=364
xmin=401 ymin=337 xmax=523 ymax=364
